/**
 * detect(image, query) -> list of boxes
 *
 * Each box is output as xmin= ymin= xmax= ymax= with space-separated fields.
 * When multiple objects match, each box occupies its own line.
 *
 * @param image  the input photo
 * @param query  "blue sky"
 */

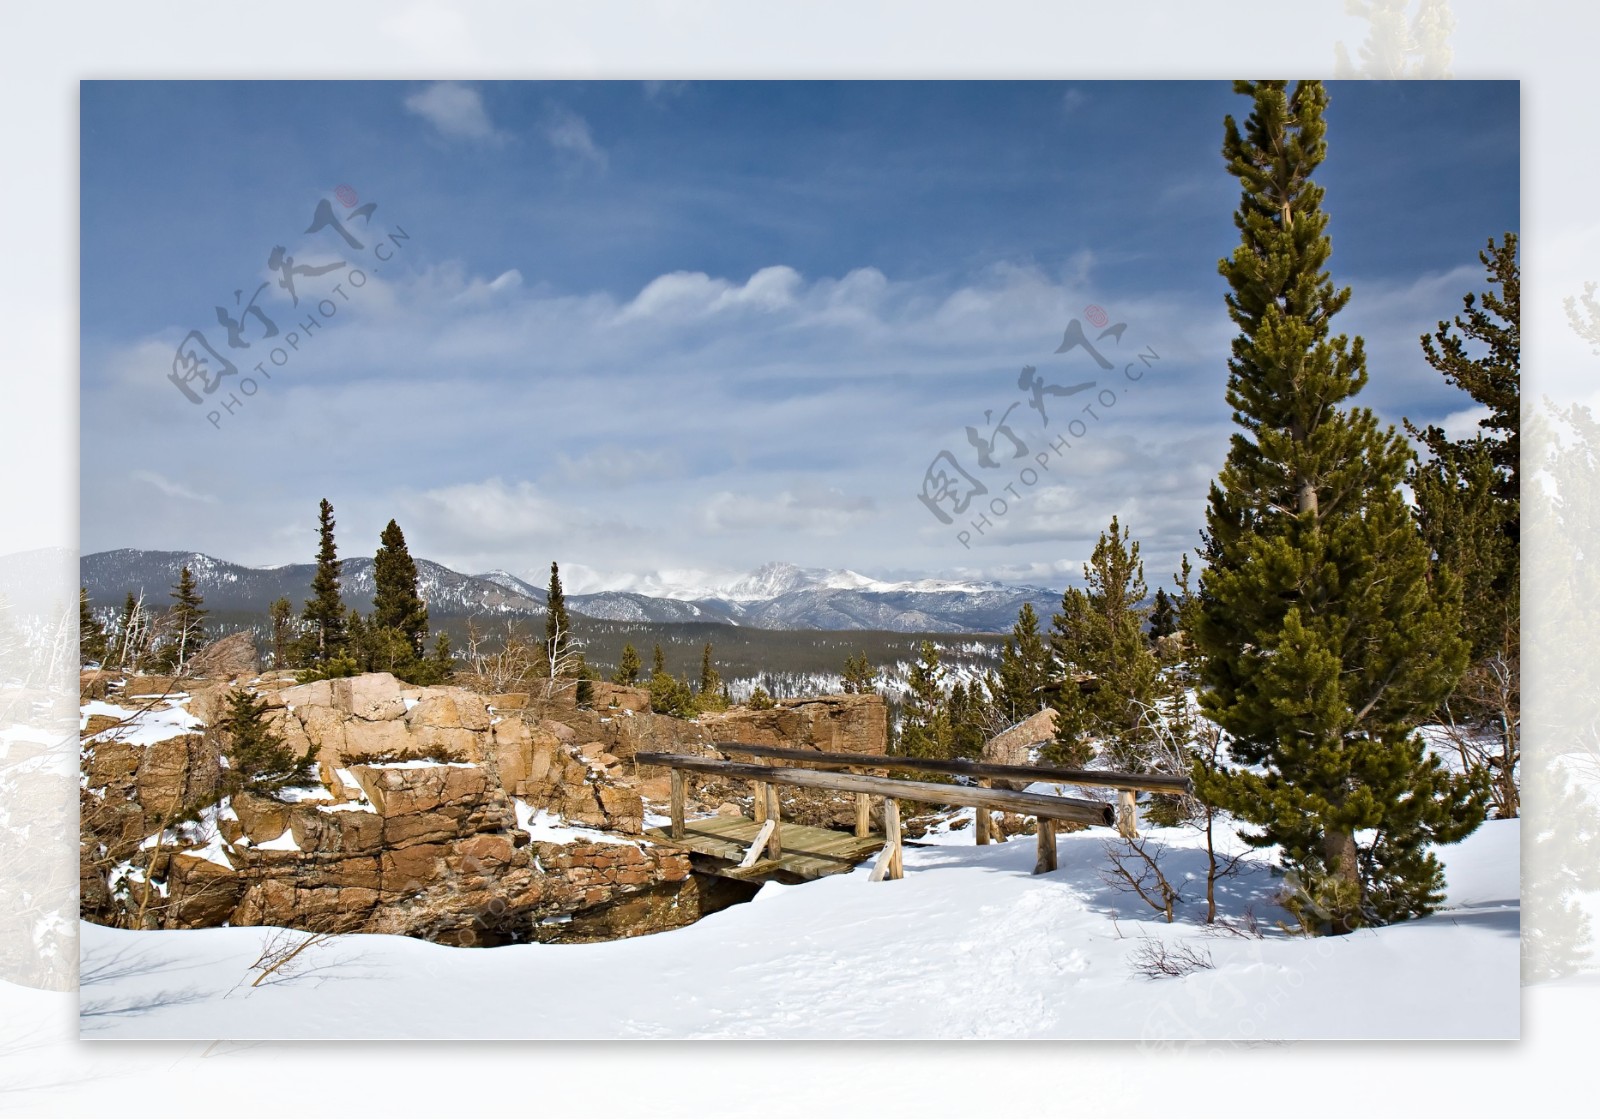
xmin=80 ymin=79 xmax=1519 ymax=593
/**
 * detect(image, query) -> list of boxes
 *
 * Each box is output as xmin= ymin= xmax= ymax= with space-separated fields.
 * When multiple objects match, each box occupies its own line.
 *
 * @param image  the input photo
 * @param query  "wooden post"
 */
xmin=669 ymin=769 xmax=685 ymax=840
xmin=1034 ymin=817 xmax=1057 ymax=874
xmin=1117 ymin=790 xmax=1139 ymax=839
xmin=975 ymin=777 xmax=990 ymax=845
xmin=753 ymin=780 xmax=768 ymax=824
xmin=766 ymin=784 xmax=782 ymax=858
xmin=885 ymin=797 xmax=903 ymax=880
xmin=855 ymin=791 xmax=872 ymax=838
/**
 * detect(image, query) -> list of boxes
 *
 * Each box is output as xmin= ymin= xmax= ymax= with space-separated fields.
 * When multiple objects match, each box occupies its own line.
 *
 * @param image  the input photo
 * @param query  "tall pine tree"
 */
xmin=545 ymin=561 xmax=572 ymax=672
xmin=166 ymin=565 xmax=208 ymax=673
xmin=1048 ymin=516 xmax=1158 ymax=770
xmin=1404 ymin=235 xmax=1520 ymax=817
xmin=898 ymin=640 xmax=952 ymax=760
xmin=269 ymin=597 xmax=295 ymax=669
xmin=993 ymin=602 xmax=1053 ymax=725
xmin=372 ymin=519 xmax=430 ymax=659
xmin=1197 ymin=80 xmax=1483 ymax=932
xmin=300 ymin=499 xmax=347 ymax=662
xmin=79 ymin=587 xmax=108 ymax=666
xmin=614 ymin=643 xmax=642 ymax=685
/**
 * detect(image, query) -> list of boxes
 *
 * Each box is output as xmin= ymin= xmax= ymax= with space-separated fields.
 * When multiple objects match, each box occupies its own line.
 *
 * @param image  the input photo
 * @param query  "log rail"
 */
xmin=636 ymin=745 xmax=1172 ymax=881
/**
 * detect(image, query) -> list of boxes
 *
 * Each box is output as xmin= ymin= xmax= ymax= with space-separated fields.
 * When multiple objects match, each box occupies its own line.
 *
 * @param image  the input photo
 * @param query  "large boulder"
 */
xmin=188 ymin=632 xmax=259 ymax=681
xmin=696 ymin=693 xmax=889 ymax=755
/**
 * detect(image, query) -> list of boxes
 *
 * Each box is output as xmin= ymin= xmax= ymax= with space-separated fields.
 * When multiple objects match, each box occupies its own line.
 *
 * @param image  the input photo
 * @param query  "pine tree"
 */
xmin=994 ymin=602 xmax=1053 ymax=724
xmin=79 ymin=587 xmax=108 ymax=666
xmin=1047 ymin=516 xmax=1158 ymax=770
xmin=899 ymin=640 xmax=953 ymax=760
xmin=1197 ymin=80 xmax=1484 ymax=932
xmin=545 ymin=561 xmax=572 ymax=671
xmin=574 ymin=652 xmax=594 ymax=707
xmin=947 ymin=680 xmax=991 ymax=760
xmin=300 ymin=499 xmax=347 ymax=662
xmin=216 ymin=688 xmax=317 ymax=800
xmin=372 ymin=519 xmax=429 ymax=659
xmin=1404 ymin=236 xmax=1520 ymax=817
xmin=166 ymin=565 xmax=208 ymax=673
xmin=841 ymin=651 xmax=877 ymax=695
xmin=269 ymin=597 xmax=295 ymax=669
xmin=1148 ymin=588 xmax=1179 ymax=641
xmin=651 ymin=643 xmax=666 ymax=677
xmin=614 ymin=643 xmax=642 ymax=685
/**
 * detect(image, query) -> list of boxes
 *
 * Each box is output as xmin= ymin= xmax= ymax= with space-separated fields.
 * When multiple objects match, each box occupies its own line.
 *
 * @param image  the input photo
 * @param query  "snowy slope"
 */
xmin=76 ymin=818 xmax=1518 ymax=1040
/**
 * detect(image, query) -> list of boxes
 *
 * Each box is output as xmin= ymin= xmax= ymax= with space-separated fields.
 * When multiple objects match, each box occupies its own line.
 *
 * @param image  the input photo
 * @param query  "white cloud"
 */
xmin=700 ymin=488 xmax=877 ymax=536
xmin=131 ymin=469 xmax=215 ymax=504
xmin=545 ymin=108 xmax=607 ymax=170
xmin=404 ymin=82 xmax=503 ymax=143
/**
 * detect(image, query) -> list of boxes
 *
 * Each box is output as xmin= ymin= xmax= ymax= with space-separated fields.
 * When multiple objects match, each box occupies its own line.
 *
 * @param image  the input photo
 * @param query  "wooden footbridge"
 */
xmin=638 ymin=742 xmax=1191 ymax=884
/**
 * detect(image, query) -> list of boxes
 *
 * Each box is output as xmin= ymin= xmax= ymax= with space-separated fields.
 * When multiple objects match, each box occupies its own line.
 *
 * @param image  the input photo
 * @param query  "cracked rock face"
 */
xmin=83 ymin=671 xmax=893 ymax=944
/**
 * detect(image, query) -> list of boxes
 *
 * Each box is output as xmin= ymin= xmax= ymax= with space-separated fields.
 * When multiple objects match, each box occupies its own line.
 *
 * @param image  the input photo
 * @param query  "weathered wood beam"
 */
xmin=975 ymin=777 xmax=991 ymax=845
xmin=885 ymin=797 xmax=903 ymax=880
xmin=766 ymin=784 xmax=782 ymax=858
xmin=637 ymin=753 xmax=1116 ymax=827
xmin=855 ymin=791 xmax=872 ymax=838
xmin=1117 ymin=790 xmax=1139 ymax=840
xmin=1035 ymin=818 xmax=1058 ymax=875
xmin=708 ymin=741 xmax=1192 ymax=795
xmin=669 ymin=769 xmax=685 ymax=840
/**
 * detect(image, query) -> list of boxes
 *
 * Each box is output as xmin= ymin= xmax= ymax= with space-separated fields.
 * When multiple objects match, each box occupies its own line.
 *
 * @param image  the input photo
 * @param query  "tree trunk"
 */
xmin=1322 ymin=828 xmax=1360 ymax=934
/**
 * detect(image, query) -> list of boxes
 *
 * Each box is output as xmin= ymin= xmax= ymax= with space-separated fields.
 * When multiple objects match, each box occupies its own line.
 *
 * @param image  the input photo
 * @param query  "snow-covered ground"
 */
xmin=74 ymin=815 xmax=1519 ymax=1040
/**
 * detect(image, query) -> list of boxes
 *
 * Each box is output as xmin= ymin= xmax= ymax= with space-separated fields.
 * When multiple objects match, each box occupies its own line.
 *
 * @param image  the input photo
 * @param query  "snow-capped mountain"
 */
xmin=80 ymin=551 xmax=1060 ymax=634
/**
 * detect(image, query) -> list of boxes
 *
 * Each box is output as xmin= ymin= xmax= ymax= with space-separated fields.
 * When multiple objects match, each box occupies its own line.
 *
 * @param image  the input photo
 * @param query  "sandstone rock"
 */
xmin=982 ymin=708 xmax=1057 ymax=768
xmin=164 ymin=853 xmax=244 ymax=929
xmin=697 ymin=693 xmax=888 ymax=756
xmin=232 ymin=791 xmax=292 ymax=845
xmin=188 ymin=631 xmax=259 ymax=681
xmin=331 ymin=673 xmax=407 ymax=719
xmin=589 ymin=682 xmax=650 ymax=713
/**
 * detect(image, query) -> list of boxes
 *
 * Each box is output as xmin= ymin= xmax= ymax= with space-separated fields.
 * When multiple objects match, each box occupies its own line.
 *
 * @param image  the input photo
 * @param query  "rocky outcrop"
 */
xmin=696 ymin=693 xmax=889 ymax=756
xmin=83 ymin=674 xmax=898 ymax=946
xmin=188 ymin=631 xmax=260 ymax=681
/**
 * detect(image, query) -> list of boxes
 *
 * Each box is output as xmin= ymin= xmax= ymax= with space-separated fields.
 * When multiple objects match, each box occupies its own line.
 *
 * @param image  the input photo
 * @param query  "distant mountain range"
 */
xmin=79 ymin=552 xmax=1061 ymax=635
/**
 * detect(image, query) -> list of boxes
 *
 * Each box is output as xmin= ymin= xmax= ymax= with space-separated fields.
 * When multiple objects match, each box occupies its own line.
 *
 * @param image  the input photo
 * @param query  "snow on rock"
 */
xmin=80 ymin=698 xmax=203 ymax=747
xmin=513 ymin=799 xmax=632 ymax=846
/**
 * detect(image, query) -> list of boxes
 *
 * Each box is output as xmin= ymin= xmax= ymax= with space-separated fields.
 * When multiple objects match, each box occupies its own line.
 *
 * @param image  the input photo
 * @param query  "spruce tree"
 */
xmin=216 ymin=688 xmax=318 ymax=800
xmin=1404 ymin=236 xmax=1520 ymax=816
xmin=898 ymin=640 xmax=953 ymax=760
xmin=574 ymin=652 xmax=594 ymax=707
xmin=614 ymin=642 xmax=642 ymax=685
xmin=698 ymin=642 xmax=722 ymax=696
xmin=79 ymin=587 xmax=108 ymax=666
xmin=269 ymin=596 xmax=295 ymax=669
xmin=544 ymin=561 xmax=572 ymax=671
xmin=994 ymin=602 xmax=1053 ymax=724
xmin=167 ymin=565 xmax=208 ymax=673
xmin=841 ymin=651 xmax=877 ymax=695
xmin=300 ymin=499 xmax=347 ymax=662
xmin=1047 ymin=516 xmax=1158 ymax=770
xmin=372 ymin=519 xmax=430 ymax=659
xmin=651 ymin=643 xmax=666 ymax=677
xmin=1197 ymin=80 xmax=1484 ymax=932
xmin=1148 ymin=588 xmax=1179 ymax=641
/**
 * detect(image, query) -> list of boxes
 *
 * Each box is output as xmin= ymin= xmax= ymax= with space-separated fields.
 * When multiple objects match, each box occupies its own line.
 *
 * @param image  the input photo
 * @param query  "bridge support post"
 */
xmin=855 ymin=791 xmax=871 ymax=838
xmin=669 ymin=769 xmax=685 ymax=841
xmin=975 ymin=778 xmax=991 ymax=845
xmin=1117 ymin=790 xmax=1139 ymax=839
xmin=753 ymin=780 xmax=768 ymax=824
xmin=765 ymin=784 xmax=782 ymax=859
xmin=1034 ymin=817 xmax=1057 ymax=874
xmin=885 ymin=797 xmax=903 ymax=880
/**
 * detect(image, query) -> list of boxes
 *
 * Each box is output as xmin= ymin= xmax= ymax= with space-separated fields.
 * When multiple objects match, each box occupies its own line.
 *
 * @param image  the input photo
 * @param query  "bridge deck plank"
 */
xmin=644 ymin=815 xmax=885 ymax=882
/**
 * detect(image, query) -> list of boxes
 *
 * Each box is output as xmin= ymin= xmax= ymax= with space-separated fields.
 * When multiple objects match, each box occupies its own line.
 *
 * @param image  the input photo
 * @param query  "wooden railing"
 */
xmin=634 ymin=743 xmax=1187 ymax=880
